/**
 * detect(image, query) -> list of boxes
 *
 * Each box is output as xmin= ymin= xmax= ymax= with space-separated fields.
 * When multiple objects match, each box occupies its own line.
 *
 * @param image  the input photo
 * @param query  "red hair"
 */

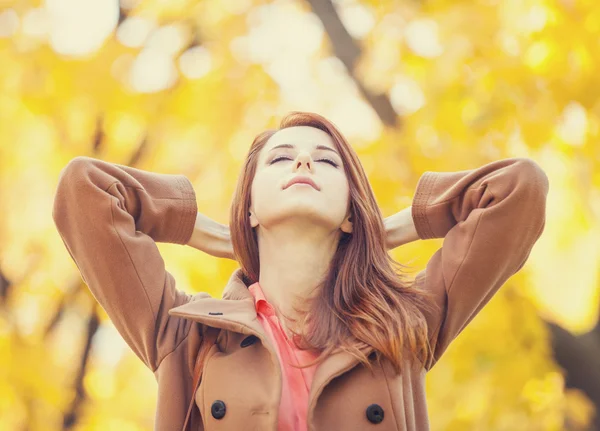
xmin=229 ymin=111 xmax=438 ymax=374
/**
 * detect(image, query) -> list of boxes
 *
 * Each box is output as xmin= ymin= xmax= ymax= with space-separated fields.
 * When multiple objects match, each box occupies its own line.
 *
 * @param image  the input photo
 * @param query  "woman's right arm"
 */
xmin=52 ymin=156 xmax=201 ymax=373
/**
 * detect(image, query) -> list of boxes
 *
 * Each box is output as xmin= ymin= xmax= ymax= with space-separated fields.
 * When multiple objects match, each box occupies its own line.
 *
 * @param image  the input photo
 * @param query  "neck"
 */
xmin=255 ymin=222 xmax=340 ymax=338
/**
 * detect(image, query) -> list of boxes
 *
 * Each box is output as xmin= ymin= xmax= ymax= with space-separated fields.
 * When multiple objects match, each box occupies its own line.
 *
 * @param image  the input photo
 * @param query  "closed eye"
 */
xmin=269 ymin=155 xmax=339 ymax=167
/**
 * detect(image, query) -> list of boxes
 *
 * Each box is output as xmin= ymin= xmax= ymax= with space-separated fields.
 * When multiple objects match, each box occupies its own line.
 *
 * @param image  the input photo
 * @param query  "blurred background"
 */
xmin=0 ymin=0 xmax=599 ymax=429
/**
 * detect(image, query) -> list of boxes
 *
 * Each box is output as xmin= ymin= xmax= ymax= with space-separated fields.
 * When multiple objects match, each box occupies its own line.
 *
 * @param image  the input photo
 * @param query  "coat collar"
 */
xmin=168 ymin=267 xmax=265 ymax=338
xmin=168 ymin=267 xmax=374 ymax=421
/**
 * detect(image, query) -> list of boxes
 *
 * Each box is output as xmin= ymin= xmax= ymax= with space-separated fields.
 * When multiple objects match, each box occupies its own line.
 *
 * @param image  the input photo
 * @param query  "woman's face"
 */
xmin=249 ymin=126 xmax=352 ymax=234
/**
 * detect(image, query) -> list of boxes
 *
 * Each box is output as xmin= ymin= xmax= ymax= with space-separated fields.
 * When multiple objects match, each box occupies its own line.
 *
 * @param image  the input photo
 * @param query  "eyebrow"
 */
xmin=268 ymin=143 xmax=340 ymax=156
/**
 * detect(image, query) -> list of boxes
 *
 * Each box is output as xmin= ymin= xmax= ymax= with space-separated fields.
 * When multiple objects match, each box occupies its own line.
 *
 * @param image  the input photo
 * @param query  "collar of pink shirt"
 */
xmin=247 ymin=281 xmax=302 ymax=345
xmin=248 ymin=281 xmax=275 ymax=315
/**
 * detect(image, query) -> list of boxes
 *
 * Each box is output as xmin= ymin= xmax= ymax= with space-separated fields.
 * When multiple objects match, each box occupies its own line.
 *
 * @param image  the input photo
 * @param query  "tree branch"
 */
xmin=63 ymin=303 xmax=100 ymax=430
xmin=304 ymin=0 xmax=400 ymax=128
xmin=547 ymin=320 xmax=600 ymax=430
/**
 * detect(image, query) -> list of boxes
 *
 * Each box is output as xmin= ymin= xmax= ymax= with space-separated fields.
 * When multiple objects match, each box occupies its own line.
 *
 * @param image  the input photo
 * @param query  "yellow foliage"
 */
xmin=0 ymin=0 xmax=598 ymax=429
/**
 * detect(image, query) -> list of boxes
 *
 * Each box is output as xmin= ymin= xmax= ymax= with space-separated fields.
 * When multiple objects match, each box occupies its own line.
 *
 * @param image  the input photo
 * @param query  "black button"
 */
xmin=208 ymin=312 xmax=223 ymax=315
xmin=240 ymin=335 xmax=258 ymax=348
xmin=211 ymin=400 xmax=226 ymax=419
xmin=366 ymin=404 xmax=384 ymax=424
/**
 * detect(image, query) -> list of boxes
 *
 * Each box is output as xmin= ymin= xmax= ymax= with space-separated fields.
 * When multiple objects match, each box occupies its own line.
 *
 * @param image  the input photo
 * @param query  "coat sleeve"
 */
xmin=52 ymin=156 xmax=200 ymax=372
xmin=411 ymin=157 xmax=549 ymax=371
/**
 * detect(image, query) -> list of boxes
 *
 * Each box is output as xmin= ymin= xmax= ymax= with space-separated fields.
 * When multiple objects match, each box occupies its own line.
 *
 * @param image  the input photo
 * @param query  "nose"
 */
xmin=293 ymin=152 xmax=313 ymax=172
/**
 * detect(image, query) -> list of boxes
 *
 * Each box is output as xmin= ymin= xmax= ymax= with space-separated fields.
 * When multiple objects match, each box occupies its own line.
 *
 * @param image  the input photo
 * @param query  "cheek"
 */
xmin=250 ymin=174 xmax=279 ymax=207
xmin=326 ymin=173 xmax=349 ymax=195
xmin=321 ymin=176 xmax=350 ymax=208
xmin=329 ymin=186 xmax=350 ymax=211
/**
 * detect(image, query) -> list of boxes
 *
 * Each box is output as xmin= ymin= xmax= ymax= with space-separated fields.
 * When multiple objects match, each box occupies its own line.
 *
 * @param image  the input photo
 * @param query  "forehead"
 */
xmin=264 ymin=126 xmax=335 ymax=151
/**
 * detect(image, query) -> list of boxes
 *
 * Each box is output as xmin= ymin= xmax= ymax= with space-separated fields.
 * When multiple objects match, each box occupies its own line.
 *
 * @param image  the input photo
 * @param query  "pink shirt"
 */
xmin=248 ymin=282 xmax=320 ymax=431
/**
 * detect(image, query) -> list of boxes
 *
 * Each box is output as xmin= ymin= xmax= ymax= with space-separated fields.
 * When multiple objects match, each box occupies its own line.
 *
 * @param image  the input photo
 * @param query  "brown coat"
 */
xmin=52 ymin=155 xmax=548 ymax=430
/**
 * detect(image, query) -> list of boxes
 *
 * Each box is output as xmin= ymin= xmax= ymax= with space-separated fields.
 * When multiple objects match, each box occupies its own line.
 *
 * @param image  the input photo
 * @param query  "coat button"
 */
xmin=240 ymin=335 xmax=258 ymax=348
xmin=365 ymin=404 xmax=384 ymax=424
xmin=211 ymin=400 xmax=226 ymax=419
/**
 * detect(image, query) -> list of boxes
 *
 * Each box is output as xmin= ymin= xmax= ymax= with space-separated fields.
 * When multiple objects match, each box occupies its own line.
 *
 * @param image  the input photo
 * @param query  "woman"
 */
xmin=52 ymin=111 xmax=549 ymax=431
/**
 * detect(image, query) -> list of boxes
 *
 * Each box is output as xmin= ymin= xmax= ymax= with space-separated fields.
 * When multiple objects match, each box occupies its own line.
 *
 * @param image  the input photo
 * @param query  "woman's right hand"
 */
xmin=186 ymin=212 xmax=236 ymax=261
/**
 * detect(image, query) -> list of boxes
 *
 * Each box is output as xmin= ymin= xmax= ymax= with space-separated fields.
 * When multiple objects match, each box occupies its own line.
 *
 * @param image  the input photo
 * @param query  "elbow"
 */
xmin=514 ymin=157 xmax=549 ymax=235
xmin=60 ymin=156 xmax=95 ymax=180
xmin=52 ymin=156 xmax=94 ymax=227
xmin=516 ymin=158 xmax=550 ymax=198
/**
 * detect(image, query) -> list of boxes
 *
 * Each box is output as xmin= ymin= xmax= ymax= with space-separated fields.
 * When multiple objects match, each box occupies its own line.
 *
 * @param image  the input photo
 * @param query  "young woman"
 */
xmin=52 ymin=111 xmax=548 ymax=431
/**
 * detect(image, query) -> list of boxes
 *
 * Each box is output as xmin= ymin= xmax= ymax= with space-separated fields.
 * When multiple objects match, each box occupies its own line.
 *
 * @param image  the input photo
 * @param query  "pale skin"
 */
xmin=186 ymin=126 xmax=420 ymax=339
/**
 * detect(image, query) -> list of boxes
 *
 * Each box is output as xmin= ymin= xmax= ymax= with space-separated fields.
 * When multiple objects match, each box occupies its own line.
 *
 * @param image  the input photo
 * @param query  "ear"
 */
xmin=249 ymin=210 xmax=259 ymax=228
xmin=340 ymin=213 xmax=353 ymax=234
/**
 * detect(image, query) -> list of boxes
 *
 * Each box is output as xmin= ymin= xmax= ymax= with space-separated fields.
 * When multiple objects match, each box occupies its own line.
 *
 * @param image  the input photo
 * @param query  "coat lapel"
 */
xmin=168 ymin=267 xmax=266 ymax=338
xmin=168 ymin=295 xmax=266 ymax=338
xmin=306 ymin=344 xmax=374 ymax=428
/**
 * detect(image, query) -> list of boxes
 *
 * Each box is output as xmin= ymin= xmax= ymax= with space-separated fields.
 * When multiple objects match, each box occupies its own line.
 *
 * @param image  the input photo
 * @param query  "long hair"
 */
xmin=229 ymin=111 xmax=438 ymax=375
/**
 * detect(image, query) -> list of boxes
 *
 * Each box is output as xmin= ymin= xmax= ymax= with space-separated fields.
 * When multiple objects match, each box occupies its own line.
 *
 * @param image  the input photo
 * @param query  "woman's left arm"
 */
xmin=384 ymin=205 xmax=420 ymax=249
xmin=387 ymin=157 xmax=549 ymax=371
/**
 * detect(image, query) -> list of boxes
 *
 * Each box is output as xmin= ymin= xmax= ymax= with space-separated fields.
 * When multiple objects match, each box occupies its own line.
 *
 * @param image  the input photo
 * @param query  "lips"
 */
xmin=284 ymin=175 xmax=320 ymax=191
